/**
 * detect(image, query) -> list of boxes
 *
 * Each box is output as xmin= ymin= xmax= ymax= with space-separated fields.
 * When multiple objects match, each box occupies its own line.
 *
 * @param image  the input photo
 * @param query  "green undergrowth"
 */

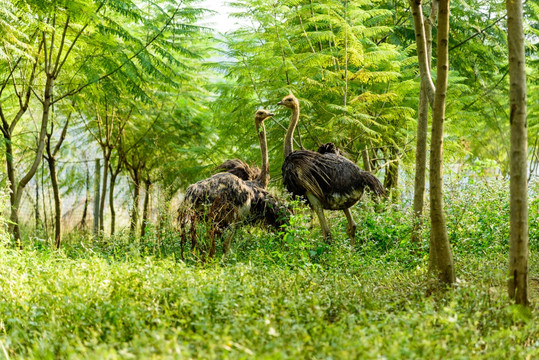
xmin=1 ymin=180 xmax=538 ymax=359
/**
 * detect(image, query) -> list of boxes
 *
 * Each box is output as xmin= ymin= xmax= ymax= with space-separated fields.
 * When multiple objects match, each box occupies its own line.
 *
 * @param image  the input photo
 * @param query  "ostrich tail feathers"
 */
xmin=361 ymin=171 xmax=386 ymax=197
xmin=214 ymin=159 xmax=261 ymax=181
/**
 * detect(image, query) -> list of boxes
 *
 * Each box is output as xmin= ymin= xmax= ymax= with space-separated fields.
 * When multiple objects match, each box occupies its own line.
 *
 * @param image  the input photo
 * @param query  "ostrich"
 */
xmin=214 ymin=109 xmax=272 ymax=188
xmin=278 ymin=93 xmax=385 ymax=245
xmin=180 ymin=109 xmax=289 ymax=257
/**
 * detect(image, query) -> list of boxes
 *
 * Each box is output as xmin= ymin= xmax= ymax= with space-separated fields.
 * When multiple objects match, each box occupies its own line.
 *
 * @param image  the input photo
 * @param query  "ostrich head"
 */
xmin=255 ymin=108 xmax=274 ymax=124
xmin=277 ymin=93 xmax=299 ymax=109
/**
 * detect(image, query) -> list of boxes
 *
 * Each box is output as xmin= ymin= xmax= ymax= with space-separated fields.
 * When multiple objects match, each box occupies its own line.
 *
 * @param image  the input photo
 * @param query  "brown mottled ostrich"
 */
xmin=180 ymin=109 xmax=289 ymax=257
xmin=214 ymin=109 xmax=272 ymax=188
xmin=278 ymin=93 xmax=385 ymax=245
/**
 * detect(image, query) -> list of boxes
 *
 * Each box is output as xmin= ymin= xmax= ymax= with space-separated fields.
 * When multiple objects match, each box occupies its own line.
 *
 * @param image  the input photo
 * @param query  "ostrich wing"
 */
xmin=282 ymin=150 xmax=385 ymax=209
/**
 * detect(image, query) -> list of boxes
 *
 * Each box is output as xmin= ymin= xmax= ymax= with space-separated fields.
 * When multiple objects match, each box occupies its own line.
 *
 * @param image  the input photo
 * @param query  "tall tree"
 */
xmin=43 ymin=110 xmax=71 ymax=248
xmin=0 ymin=31 xmax=42 ymax=245
xmin=506 ymin=0 xmax=528 ymax=306
xmin=428 ymin=0 xmax=455 ymax=284
xmin=409 ymin=0 xmax=455 ymax=284
xmin=411 ymin=0 xmax=437 ymax=244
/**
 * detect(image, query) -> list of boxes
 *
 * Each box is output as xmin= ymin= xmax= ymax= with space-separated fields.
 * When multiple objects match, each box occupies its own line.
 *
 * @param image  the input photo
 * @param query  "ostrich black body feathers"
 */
xmin=282 ymin=150 xmax=385 ymax=210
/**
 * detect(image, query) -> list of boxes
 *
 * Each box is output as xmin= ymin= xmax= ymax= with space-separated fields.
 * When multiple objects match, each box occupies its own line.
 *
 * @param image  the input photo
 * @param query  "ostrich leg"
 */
xmin=343 ymin=208 xmax=357 ymax=246
xmin=223 ymin=226 xmax=236 ymax=254
xmin=306 ymin=192 xmax=332 ymax=242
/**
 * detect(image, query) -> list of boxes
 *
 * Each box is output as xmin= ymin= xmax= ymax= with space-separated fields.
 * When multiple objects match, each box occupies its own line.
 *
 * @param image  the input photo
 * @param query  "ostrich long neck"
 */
xmin=284 ymin=104 xmax=299 ymax=158
xmin=256 ymin=121 xmax=269 ymax=188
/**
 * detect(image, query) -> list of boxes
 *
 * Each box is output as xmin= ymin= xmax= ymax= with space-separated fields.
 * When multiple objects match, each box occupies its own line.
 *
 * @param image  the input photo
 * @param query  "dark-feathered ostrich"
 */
xmin=180 ymin=109 xmax=289 ymax=257
xmin=278 ymin=93 xmax=385 ymax=245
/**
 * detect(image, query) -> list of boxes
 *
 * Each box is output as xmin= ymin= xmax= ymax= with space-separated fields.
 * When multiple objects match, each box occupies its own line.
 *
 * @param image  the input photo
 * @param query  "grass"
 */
xmin=0 ymin=179 xmax=538 ymax=359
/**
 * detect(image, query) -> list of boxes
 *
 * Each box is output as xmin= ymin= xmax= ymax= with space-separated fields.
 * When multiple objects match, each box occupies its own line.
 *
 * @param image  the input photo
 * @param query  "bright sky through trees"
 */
xmin=201 ymin=0 xmax=243 ymax=33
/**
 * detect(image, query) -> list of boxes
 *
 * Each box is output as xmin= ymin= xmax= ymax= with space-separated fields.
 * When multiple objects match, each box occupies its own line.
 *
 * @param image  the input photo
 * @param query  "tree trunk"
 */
xmin=130 ymin=170 xmax=140 ymax=237
xmin=384 ymin=147 xmax=399 ymax=199
xmin=506 ymin=0 xmax=528 ymax=306
xmin=41 ymin=164 xmax=49 ymax=238
xmin=109 ymin=169 xmax=119 ymax=236
xmin=428 ymin=0 xmax=455 ymax=285
xmin=44 ymin=114 xmax=70 ymax=248
xmin=412 ymin=0 xmax=437 ymax=244
xmin=99 ymin=153 xmax=109 ymax=232
xmin=93 ymin=158 xmax=101 ymax=235
xmin=79 ymin=164 xmax=90 ymax=229
xmin=7 ymin=75 xmax=53 ymax=246
xmin=35 ymin=174 xmax=40 ymax=232
xmin=140 ymin=179 xmax=151 ymax=238
xmin=45 ymin=154 xmax=62 ymax=249
xmin=412 ymin=85 xmax=430 ymax=243
xmin=5 ymin=135 xmax=19 ymax=236
xmin=361 ymin=146 xmax=372 ymax=172
xmin=408 ymin=0 xmax=436 ymax=105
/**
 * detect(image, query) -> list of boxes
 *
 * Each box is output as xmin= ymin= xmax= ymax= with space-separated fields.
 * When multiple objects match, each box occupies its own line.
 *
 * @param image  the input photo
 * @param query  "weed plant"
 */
xmin=0 ymin=180 xmax=537 ymax=359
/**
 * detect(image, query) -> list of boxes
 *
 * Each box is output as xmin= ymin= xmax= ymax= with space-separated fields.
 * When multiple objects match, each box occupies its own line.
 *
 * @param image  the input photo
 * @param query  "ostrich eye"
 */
xmin=287 ymin=99 xmax=292 ymax=101
xmin=257 ymin=112 xmax=262 ymax=115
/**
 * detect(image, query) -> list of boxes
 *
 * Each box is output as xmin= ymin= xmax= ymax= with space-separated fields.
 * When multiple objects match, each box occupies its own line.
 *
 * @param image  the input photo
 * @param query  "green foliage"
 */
xmin=1 ymin=179 xmax=538 ymax=358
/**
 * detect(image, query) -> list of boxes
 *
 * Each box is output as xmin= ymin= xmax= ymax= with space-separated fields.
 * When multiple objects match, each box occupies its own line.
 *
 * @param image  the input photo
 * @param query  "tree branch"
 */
xmin=54 ymin=0 xmax=185 ymax=104
xmin=449 ymin=14 xmax=506 ymax=52
xmin=52 ymin=14 xmax=70 ymax=77
xmin=408 ymin=0 xmax=436 ymax=106
xmin=53 ymin=112 xmax=71 ymax=156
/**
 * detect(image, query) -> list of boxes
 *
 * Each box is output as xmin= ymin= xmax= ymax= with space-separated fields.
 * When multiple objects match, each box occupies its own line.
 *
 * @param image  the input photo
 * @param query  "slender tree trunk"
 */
xmin=428 ymin=0 xmax=455 ymax=285
xmin=93 ymin=158 xmax=101 ymax=235
xmin=109 ymin=170 xmax=119 ymax=236
xmin=9 ymin=75 xmax=54 ymax=245
xmin=45 ymin=153 xmax=62 ymax=249
xmin=409 ymin=0 xmax=436 ymax=105
xmin=35 ymin=175 xmax=40 ymax=232
xmin=506 ymin=0 xmax=528 ymax=306
xmin=41 ymin=164 xmax=49 ymax=238
xmin=343 ymin=0 xmax=348 ymax=109
xmin=141 ymin=179 xmax=151 ymax=238
xmin=156 ymin=189 xmax=166 ymax=242
xmin=99 ymin=153 xmax=109 ymax=232
xmin=5 ymin=136 xmax=18 ymax=235
xmin=412 ymin=0 xmax=437 ymax=244
xmin=44 ymin=115 xmax=70 ymax=248
xmin=384 ymin=148 xmax=399 ymax=200
xmin=362 ymin=146 xmax=372 ymax=172
xmin=412 ymin=85 xmax=430 ymax=243
xmin=79 ymin=164 xmax=90 ymax=229
xmin=130 ymin=170 xmax=140 ymax=237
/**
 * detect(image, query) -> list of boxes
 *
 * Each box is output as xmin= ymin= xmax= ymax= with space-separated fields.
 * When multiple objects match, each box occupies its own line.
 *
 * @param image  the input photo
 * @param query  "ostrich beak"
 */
xmin=268 ymin=113 xmax=274 ymax=117
xmin=277 ymin=101 xmax=284 ymax=105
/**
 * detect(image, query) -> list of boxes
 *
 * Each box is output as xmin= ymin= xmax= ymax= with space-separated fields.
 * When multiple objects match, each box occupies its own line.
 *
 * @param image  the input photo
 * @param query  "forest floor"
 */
xmin=1 ymin=180 xmax=538 ymax=359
